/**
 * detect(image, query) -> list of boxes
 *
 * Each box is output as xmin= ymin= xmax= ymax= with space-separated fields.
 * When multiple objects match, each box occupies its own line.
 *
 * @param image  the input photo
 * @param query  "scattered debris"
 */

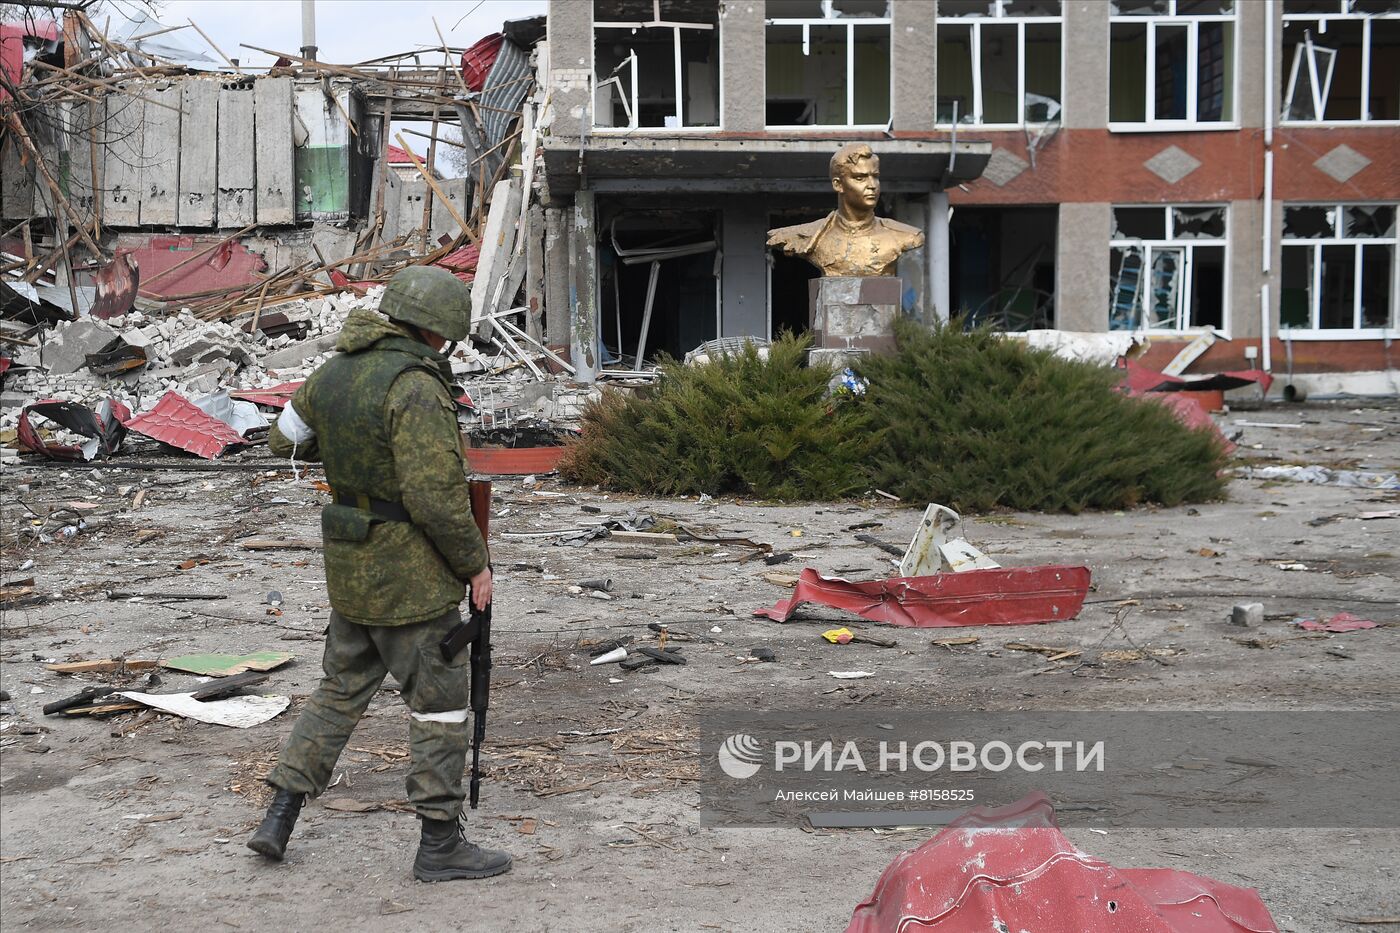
xmin=828 ymin=671 xmax=874 ymax=680
xmin=114 ymin=691 xmax=289 ymax=728
xmin=1240 ymin=465 xmax=1400 ymax=490
xmin=1294 ymin=614 xmax=1379 ymax=634
xmin=16 ymin=399 xmax=129 ymax=461
xmin=161 ymin=652 xmax=294 ymax=677
xmin=1231 ymin=603 xmax=1265 ymax=627
xmin=898 ymin=503 xmax=1000 ymax=576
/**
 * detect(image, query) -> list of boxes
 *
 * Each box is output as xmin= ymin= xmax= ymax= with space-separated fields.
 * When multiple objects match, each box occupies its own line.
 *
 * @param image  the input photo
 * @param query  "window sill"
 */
xmin=1279 ymin=120 xmax=1400 ymax=128
xmin=1111 ymin=327 xmax=1232 ymax=338
xmin=1278 ymin=328 xmax=1400 ymax=341
xmin=1107 ymin=122 xmax=1241 ymax=134
xmin=591 ymin=126 xmax=725 ymax=134
xmin=935 ymin=122 xmax=1036 ymax=131
xmin=763 ymin=124 xmax=892 ymax=132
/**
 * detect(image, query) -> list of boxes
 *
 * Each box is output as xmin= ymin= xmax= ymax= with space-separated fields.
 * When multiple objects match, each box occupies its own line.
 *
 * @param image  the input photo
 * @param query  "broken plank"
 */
xmin=45 ymin=658 xmax=163 ymax=674
xmin=238 ymin=536 xmax=321 ymax=551
xmin=608 ymin=531 xmax=679 ymax=545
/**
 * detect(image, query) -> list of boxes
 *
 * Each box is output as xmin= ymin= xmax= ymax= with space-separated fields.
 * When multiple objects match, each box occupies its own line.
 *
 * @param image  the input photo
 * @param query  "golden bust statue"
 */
xmin=766 ymin=143 xmax=925 ymax=278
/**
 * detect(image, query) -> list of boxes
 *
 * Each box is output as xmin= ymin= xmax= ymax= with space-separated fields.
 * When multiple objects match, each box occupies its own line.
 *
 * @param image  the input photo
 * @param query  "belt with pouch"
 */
xmin=332 ymin=490 xmax=412 ymax=523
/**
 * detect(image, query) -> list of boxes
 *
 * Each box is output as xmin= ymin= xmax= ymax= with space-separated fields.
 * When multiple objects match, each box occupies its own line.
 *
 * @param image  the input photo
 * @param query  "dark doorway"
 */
xmin=767 ymin=210 xmax=821 ymax=338
xmin=950 ymin=206 xmax=1057 ymax=330
xmin=602 ymin=211 xmax=719 ymax=364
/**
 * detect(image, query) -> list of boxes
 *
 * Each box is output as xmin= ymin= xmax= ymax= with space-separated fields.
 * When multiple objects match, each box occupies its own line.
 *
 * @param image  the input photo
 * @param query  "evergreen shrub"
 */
xmin=559 ymin=334 xmax=877 ymax=500
xmin=857 ymin=320 xmax=1230 ymax=512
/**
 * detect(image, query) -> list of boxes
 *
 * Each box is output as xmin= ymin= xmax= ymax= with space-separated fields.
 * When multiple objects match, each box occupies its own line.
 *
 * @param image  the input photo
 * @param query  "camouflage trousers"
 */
xmin=268 ymin=608 xmax=470 ymax=821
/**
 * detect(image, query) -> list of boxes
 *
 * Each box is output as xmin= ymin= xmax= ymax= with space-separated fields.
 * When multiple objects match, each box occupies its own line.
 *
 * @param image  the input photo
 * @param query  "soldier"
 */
xmin=246 ymin=266 xmax=511 ymax=882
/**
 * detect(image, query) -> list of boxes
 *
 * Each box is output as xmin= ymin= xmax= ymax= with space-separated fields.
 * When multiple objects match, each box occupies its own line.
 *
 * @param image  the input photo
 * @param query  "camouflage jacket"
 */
xmin=269 ymin=309 xmax=486 ymax=625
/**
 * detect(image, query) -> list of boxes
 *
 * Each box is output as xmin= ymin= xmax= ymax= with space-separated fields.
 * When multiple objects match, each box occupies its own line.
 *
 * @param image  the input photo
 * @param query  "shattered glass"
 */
xmin=1172 ymin=207 xmax=1226 ymax=239
xmin=1003 ymin=1 xmax=1062 ymax=15
xmin=1284 ymin=205 xmax=1336 ymax=239
xmin=1345 ymin=205 xmax=1396 ymax=239
xmin=1111 ymin=0 xmax=1170 ymax=14
xmin=1113 ymin=207 xmax=1167 ymax=240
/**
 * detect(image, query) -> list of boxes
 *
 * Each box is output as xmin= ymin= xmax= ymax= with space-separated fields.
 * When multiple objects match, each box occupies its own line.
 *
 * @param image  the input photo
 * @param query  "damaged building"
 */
xmin=536 ymin=0 xmax=1398 ymax=392
xmin=3 ymin=0 xmax=1397 ymax=395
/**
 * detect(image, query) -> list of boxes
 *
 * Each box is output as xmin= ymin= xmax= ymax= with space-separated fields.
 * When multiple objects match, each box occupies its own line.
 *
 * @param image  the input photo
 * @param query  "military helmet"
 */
xmin=379 ymin=266 xmax=472 ymax=342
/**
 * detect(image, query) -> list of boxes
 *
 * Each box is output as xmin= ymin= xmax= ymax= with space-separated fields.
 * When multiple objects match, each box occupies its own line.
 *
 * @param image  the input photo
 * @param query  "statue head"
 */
xmin=829 ymin=143 xmax=880 ymax=217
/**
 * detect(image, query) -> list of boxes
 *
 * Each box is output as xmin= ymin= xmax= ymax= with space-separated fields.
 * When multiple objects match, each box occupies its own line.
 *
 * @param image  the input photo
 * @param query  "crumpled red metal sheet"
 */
xmin=1121 ymin=361 xmax=1273 ymax=398
xmin=754 ymin=566 xmax=1091 ymax=628
xmin=123 ymin=391 xmax=247 ymax=459
xmin=1146 ymin=393 xmax=1236 ymax=453
xmin=17 ymin=398 xmax=130 ymax=460
xmin=91 ymin=252 xmax=139 ymax=319
xmin=848 ymin=794 xmax=1279 ymax=933
xmin=230 ymin=381 xmax=304 ymax=410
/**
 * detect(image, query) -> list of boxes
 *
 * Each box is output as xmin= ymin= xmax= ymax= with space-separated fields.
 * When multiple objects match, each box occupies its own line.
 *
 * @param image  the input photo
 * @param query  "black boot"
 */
xmin=413 ymin=815 xmax=512 ymax=882
xmin=247 ymin=788 xmax=306 ymax=861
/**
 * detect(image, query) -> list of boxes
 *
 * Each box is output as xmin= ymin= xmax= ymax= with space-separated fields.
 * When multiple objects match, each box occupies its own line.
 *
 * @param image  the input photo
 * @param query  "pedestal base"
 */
xmin=808 ymin=276 xmax=901 ymax=355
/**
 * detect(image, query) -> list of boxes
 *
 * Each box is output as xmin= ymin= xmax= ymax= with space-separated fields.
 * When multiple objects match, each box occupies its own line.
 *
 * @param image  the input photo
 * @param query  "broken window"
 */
xmin=1280 ymin=203 xmax=1397 ymax=331
xmin=1109 ymin=204 xmax=1228 ymax=331
xmin=936 ymin=2 xmax=1062 ymax=125
xmin=594 ymin=1 xmax=720 ymax=129
xmin=1282 ymin=3 xmax=1400 ymax=122
xmin=766 ymin=3 xmax=891 ymax=126
xmin=1109 ymin=1 xmax=1235 ymax=126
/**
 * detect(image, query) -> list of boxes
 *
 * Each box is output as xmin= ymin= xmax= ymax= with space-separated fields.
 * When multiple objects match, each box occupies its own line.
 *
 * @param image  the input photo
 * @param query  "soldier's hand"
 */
xmin=469 ymin=567 xmax=493 ymax=611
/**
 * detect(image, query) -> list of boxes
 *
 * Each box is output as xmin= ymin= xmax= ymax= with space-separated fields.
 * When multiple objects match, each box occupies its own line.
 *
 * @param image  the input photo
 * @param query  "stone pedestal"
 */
xmin=808 ymin=277 xmax=901 ymax=368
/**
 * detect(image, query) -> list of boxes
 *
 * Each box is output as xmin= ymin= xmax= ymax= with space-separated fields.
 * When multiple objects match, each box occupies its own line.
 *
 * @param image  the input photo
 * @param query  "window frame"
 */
xmin=1109 ymin=203 xmax=1232 ymax=335
xmin=1107 ymin=1 xmax=1240 ymax=132
xmin=1280 ymin=2 xmax=1400 ymax=126
xmin=934 ymin=2 xmax=1065 ymax=129
xmin=764 ymin=8 xmax=894 ymax=130
xmin=591 ymin=0 xmax=724 ymax=134
xmin=1279 ymin=202 xmax=1400 ymax=338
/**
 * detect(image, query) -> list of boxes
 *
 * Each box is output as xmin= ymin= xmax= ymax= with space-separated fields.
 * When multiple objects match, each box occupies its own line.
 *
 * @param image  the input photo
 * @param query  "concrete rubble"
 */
xmin=2 ymin=282 xmax=597 ymax=458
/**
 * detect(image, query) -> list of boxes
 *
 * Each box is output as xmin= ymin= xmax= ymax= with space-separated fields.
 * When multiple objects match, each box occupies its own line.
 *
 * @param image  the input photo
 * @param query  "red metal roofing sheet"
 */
xmin=123 ymin=390 xmax=247 ymax=459
xmin=754 ymin=565 xmax=1091 ymax=628
xmin=460 ymin=33 xmax=504 ymax=93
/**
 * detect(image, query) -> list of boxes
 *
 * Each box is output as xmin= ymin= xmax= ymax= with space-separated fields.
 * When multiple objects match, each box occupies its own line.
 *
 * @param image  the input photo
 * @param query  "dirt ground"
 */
xmin=2 ymin=398 xmax=1397 ymax=932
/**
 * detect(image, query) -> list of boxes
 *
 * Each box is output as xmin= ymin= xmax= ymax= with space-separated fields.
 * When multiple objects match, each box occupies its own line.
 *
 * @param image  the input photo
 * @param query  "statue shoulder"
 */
xmin=767 ymin=214 xmax=835 ymax=250
xmin=877 ymin=217 xmax=925 ymax=245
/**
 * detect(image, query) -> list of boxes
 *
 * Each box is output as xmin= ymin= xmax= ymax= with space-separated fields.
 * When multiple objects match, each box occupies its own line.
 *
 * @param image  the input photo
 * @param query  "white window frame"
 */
xmin=1281 ymin=2 xmax=1400 ymax=126
xmin=764 ymin=7 xmax=894 ymax=130
xmin=592 ymin=0 xmax=722 ymax=134
xmin=934 ymin=2 xmax=1065 ymax=129
xmin=1108 ymin=1 xmax=1239 ymax=132
xmin=1279 ymin=203 xmax=1400 ymax=339
xmin=1109 ymin=204 xmax=1231 ymax=335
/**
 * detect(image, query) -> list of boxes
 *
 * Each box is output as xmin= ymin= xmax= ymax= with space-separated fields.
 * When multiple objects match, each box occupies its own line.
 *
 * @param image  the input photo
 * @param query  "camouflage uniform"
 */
xmin=265 ymin=308 xmax=487 ymax=821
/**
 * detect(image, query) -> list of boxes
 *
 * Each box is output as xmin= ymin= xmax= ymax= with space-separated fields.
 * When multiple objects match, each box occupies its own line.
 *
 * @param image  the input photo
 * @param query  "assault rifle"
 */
xmin=438 ymin=479 xmax=493 ymax=809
